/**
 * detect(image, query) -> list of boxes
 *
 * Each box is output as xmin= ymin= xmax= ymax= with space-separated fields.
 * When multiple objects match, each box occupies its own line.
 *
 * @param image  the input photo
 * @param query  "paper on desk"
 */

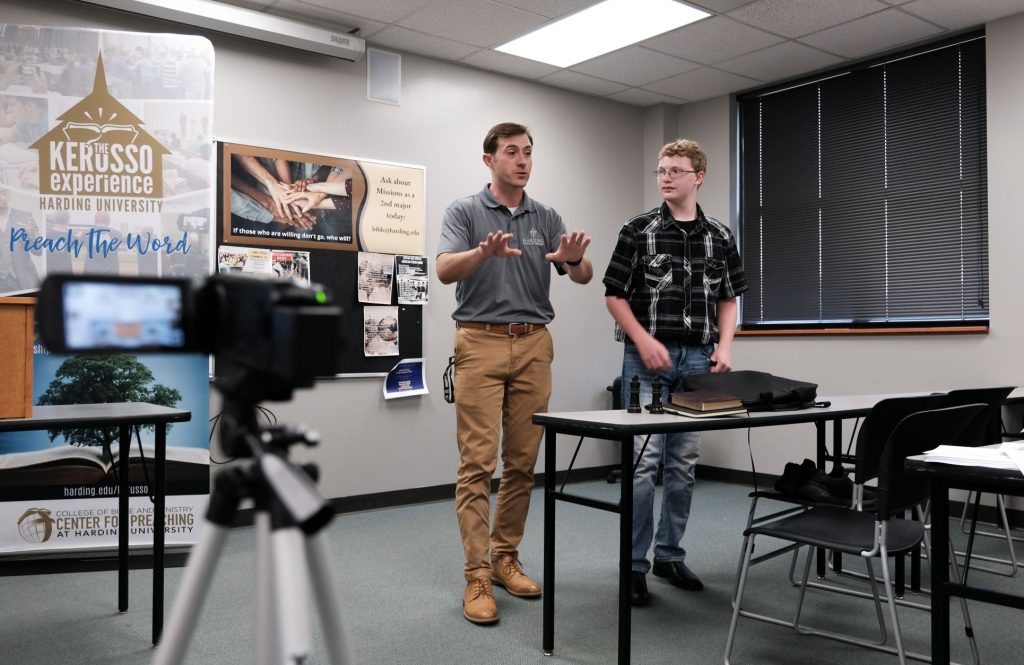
xmin=1000 ymin=441 xmax=1024 ymax=475
xmin=922 ymin=445 xmax=1019 ymax=470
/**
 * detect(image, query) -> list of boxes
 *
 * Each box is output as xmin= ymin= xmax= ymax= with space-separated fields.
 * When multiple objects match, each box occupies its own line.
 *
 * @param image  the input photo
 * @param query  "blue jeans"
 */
xmin=231 ymin=189 xmax=274 ymax=224
xmin=621 ymin=342 xmax=713 ymax=573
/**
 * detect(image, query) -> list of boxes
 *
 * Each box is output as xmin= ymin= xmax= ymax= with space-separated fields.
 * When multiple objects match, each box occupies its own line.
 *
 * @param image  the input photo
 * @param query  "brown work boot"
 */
xmin=463 ymin=576 xmax=499 ymax=624
xmin=492 ymin=554 xmax=542 ymax=598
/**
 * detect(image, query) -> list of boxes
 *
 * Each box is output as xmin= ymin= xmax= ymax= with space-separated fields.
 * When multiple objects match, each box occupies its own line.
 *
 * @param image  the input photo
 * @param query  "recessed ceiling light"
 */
xmin=496 ymin=0 xmax=710 ymax=68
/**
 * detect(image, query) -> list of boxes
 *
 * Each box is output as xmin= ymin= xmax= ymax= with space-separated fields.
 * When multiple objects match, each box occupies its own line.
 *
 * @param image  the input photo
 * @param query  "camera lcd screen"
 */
xmin=62 ymin=282 xmax=187 ymax=351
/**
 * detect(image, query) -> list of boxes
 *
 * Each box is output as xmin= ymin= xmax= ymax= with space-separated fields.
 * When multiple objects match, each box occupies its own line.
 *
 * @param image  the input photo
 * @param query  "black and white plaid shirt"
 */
xmin=603 ymin=203 xmax=748 ymax=346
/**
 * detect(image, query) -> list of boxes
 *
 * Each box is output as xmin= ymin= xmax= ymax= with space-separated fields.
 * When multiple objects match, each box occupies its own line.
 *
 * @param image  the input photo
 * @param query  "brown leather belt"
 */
xmin=456 ymin=321 xmax=546 ymax=336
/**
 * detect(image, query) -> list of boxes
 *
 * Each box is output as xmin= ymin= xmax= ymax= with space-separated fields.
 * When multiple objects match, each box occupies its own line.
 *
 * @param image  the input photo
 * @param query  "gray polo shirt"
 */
xmin=438 ymin=185 xmax=567 ymax=324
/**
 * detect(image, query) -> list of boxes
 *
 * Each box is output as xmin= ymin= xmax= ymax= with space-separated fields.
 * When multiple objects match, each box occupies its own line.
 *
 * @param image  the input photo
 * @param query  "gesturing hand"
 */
xmin=545 ymin=229 xmax=590 ymax=264
xmin=479 ymin=231 xmax=522 ymax=259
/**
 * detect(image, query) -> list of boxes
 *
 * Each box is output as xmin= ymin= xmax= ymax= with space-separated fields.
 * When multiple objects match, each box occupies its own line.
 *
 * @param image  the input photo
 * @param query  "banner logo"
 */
xmin=17 ymin=508 xmax=55 ymax=544
xmin=30 ymin=55 xmax=170 ymax=211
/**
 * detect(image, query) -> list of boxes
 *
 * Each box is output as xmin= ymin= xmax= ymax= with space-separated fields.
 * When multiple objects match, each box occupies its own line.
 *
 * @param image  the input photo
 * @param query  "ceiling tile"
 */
xmin=716 ymin=40 xmax=843 ymax=82
xmin=266 ymin=0 xmax=387 ymax=35
xmin=607 ymin=87 xmax=689 ymax=107
xmin=397 ymin=0 xmax=549 ymax=48
xmin=643 ymin=66 xmax=759 ymax=101
xmin=900 ymin=0 xmax=1024 ymax=30
xmin=538 ymin=70 xmax=629 ymax=96
xmin=459 ymin=49 xmax=560 ymax=79
xmin=571 ymin=46 xmax=700 ymax=86
xmin=368 ymin=26 xmax=480 ymax=60
xmin=490 ymin=0 xmax=596 ymax=18
xmin=799 ymin=8 xmax=943 ymax=58
xmin=642 ymin=15 xmax=785 ymax=65
xmin=276 ymin=0 xmax=436 ymax=23
xmin=728 ymin=0 xmax=888 ymax=38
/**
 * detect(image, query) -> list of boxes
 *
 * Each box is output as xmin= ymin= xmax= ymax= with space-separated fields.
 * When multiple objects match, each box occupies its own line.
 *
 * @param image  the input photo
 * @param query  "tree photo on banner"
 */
xmin=0 ymin=24 xmax=215 ymax=553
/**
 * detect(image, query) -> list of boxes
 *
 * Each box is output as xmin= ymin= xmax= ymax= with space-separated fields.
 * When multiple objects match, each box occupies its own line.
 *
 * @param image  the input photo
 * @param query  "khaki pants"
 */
xmin=453 ymin=326 xmax=553 ymax=580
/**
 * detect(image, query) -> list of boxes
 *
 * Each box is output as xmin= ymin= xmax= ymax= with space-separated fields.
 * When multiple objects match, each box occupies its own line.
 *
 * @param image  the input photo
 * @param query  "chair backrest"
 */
xmin=875 ymin=403 xmax=987 ymax=517
xmin=940 ymin=386 xmax=1015 ymax=446
xmin=854 ymin=394 xmax=945 ymax=485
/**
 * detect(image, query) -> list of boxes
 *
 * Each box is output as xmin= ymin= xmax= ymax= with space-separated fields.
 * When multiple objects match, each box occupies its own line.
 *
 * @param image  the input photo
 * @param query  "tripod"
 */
xmin=153 ymin=406 xmax=355 ymax=665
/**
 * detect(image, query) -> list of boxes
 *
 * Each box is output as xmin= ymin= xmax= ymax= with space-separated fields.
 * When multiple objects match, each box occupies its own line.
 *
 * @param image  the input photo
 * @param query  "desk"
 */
xmin=534 ymin=395 xmax=890 ymax=665
xmin=536 ymin=388 xmax=1024 ymax=664
xmin=905 ymin=458 xmax=1024 ymax=665
xmin=0 ymin=402 xmax=192 ymax=644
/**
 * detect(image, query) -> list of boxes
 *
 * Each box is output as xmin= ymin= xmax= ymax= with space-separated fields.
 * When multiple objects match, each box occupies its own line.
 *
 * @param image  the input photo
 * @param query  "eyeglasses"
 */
xmin=653 ymin=168 xmax=698 ymax=179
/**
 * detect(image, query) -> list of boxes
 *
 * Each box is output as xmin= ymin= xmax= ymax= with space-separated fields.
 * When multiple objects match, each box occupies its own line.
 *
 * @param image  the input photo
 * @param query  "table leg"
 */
xmin=118 ymin=424 xmax=131 ymax=613
xmin=543 ymin=427 xmax=556 ymax=656
xmin=931 ymin=480 xmax=951 ymax=665
xmin=618 ymin=434 xmax=632 ymax=665
xmin=153 ymin=422 xmax=166 ymax=644
xmin=825 ymin=419 xmax=850 ymax=576
xmin=815 ymin=422 xmax=828 ymax=578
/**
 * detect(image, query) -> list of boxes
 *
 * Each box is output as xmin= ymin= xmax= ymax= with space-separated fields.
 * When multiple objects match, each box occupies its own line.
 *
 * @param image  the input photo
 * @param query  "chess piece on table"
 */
xmin=627 ymin=375 xmax=642 ymax=413
xmin=646 ymin=376 xmax=664 ymax=414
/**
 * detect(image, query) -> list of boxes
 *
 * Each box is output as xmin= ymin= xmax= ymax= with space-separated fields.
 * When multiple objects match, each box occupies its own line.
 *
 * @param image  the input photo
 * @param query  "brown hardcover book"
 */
xmin=662 ymin=402 xmax=747 ymax=418
xmin=670 ymin=389 xmax=743 ymax=412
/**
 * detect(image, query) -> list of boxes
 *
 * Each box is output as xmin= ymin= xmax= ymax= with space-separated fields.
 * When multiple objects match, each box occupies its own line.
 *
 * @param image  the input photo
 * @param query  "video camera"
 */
xmin=37 ymin=273 xmax=342 ymax=405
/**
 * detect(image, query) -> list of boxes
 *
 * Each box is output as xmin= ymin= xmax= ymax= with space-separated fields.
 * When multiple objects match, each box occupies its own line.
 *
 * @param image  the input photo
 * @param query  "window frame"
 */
xmin=734 ymin=31 xmax=989 ymax=337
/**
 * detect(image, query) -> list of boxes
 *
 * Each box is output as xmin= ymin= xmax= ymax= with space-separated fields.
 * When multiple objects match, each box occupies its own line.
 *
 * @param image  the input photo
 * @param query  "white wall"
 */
xmin=3 ymin=0 xmax=634 ymax=499
xmin=7 ymin=0 xmax=1022 ymax=499
xmin=678 ymin=13 xmax=1024 ymax=476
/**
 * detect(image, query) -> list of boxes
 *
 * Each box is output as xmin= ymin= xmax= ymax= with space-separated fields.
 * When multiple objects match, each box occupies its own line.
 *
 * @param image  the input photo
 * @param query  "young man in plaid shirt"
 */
xmin=602 ymin=138 xmax=747 ymax=605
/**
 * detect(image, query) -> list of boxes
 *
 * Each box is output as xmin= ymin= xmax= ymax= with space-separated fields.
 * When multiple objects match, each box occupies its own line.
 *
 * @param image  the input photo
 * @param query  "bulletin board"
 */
xmin=216 ymin=141 xmax=425 ymax=376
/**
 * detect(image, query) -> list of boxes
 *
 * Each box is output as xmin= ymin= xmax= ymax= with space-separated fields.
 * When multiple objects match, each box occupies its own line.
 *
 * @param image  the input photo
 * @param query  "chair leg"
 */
xmin=878 ymin=550 xmax=908 ymax=665
xmin=954 ymin=492 xmax=1020 ymax=577
xmin=947 ymin=538 xmax=981 ymax=665
xmin=862 ymin=558 xmax=890 ymax=645
xmin=792 ymin=545 xmax=816 ymax=630
xmin=724 ymin=534 xmax=757 ymax=665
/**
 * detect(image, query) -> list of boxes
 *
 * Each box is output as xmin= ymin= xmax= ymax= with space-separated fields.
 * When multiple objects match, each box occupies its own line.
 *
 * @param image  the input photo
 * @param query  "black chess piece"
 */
xmin=646 ymin=376 xmax=664 ymax=414
xmin=627 ymin=375 xmax=642 ymax=413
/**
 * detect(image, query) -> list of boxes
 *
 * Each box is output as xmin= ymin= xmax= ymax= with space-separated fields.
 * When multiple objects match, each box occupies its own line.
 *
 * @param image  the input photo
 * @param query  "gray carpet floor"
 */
xmin=2 ymin=478 xmax=1023 ymax=664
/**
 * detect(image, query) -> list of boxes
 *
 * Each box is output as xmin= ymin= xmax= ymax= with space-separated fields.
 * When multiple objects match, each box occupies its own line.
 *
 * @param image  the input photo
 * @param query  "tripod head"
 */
xmin=216 ymin=395 xmax=333 ymax=535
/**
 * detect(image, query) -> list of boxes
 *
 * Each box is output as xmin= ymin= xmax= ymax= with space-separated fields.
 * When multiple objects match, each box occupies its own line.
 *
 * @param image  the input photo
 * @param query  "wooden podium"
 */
xmin=0 ymin=296 xmax=35 ymax=419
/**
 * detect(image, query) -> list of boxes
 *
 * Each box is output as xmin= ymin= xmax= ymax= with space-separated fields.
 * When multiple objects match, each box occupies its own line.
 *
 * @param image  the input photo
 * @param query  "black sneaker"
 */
xmin=652 ymin=560 xmax=703 ymax=591
xmin=773 ymin=461 xmax=808 ymax=497
xmin=630 ymin=571 xmax=650 ymax=606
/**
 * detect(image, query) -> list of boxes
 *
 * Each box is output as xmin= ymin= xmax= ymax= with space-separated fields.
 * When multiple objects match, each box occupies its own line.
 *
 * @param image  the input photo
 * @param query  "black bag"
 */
xmin=683 ymin=370 xmax=819 ymax=411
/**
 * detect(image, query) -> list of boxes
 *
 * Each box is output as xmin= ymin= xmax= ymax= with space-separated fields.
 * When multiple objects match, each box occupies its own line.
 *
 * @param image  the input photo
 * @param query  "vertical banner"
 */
xmin=0 ymin=25 xmax=215 ymax=553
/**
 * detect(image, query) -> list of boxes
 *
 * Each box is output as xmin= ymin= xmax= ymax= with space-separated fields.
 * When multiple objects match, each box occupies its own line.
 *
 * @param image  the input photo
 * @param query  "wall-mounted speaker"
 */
xmin=367 ymin=48 xmax=401 ymax=106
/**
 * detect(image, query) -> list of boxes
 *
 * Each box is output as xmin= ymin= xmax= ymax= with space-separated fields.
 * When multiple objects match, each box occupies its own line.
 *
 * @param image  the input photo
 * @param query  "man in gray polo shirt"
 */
xmin=437 ymin=122 xmax=592 ymax=625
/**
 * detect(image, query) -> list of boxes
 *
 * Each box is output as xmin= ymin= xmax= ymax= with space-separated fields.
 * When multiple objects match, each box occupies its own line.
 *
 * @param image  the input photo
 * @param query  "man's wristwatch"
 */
xmin=565 ymin=258 xmax=583 ymax=266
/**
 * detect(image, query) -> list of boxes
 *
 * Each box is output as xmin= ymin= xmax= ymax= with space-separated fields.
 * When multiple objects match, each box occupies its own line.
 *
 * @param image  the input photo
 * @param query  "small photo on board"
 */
xmin=363 ymin=305 xmax=399 ymax=357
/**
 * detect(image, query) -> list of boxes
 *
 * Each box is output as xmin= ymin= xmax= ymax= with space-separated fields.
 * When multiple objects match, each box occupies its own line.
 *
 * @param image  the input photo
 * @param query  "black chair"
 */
xmin=736 ymin=394 xmax=944 ymax=596
xmin=725 ymin=403 xmax=985 ymax=665
xmin=939 ymin=387 xmax=1018 ymax=576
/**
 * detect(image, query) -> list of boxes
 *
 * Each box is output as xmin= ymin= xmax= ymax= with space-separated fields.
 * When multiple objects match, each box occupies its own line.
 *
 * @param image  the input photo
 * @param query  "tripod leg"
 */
xmin=306 ymin=531 xmax=356 ymax=665
xmin=152 ymin=522 xmax=231 ymax=665
xmin=273 ymin=526 xmax=314 ymax=665
xmin=255 ymin=512 xmax=279 ymax=665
